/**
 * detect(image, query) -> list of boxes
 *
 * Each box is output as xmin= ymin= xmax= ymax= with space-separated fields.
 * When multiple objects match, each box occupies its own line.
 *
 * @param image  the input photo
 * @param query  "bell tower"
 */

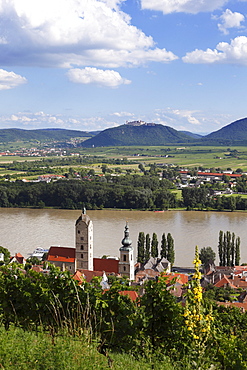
xmin=119 ymin=222 xmax=134 ymax=280
xmin=75 ymin=208 xmax=93 ymax=271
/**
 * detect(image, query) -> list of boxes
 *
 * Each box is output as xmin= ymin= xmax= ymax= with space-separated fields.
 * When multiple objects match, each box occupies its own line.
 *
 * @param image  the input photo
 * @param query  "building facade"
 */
xmin=75 ymin=208 xmax=94 ymax=271
xmin=119 ymin=223 xmax=134 ymax=280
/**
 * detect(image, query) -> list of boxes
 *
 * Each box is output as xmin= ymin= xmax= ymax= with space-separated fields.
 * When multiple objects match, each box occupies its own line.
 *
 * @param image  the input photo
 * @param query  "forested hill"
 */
xmin=81 ymin=124 xmax=195 ymax=147
xmin=0 ymin=128 xmax=93 ymax=142
xmin=202 ymin=117 xmax=247 ymax=145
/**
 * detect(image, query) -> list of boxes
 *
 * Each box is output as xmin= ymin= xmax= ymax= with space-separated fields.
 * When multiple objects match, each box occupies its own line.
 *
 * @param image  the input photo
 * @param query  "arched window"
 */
xmin=123 ymin=254 xmax=127 ymax=261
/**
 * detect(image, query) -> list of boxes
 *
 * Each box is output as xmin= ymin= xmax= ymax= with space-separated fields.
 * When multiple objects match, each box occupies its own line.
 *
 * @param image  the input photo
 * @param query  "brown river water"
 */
xmin=1 ymin=208 xmax=247 ymax=266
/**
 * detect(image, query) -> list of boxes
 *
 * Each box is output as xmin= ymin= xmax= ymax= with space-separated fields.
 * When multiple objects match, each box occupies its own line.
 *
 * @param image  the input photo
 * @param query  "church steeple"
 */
xmin=120 ymin=222 xmax=132 ymax=251
xmin=119 ymin=222 xmax=134 ymax=280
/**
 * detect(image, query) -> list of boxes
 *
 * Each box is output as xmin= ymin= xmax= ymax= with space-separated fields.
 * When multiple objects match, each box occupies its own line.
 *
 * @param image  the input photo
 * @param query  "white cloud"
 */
xmin=0 ymin=0 xmax=177 ymax=68
xmin=216 ymin=9 xmax=245 ymax=34
xmin=111 ymin=112 xmax=134 ymax=117
xmin=141 ymin=0 xmax=228 ymax=14
xmin=168 ymin=109 xmax=201 ymax=125
xmin=67 ymin=67 xmax=131 ymax=87
xmin=182 ymin=36 xmax=247 ymax=65
xmin=0 ymin=69 xmax=27 ymax=90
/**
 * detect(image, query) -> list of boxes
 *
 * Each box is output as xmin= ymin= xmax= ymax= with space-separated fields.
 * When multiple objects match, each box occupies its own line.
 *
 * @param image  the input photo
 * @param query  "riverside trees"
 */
xmin=218 ymin=230 xmax=241 ymax=266
xmin=137 ymin=232 xmax=175 ymax=265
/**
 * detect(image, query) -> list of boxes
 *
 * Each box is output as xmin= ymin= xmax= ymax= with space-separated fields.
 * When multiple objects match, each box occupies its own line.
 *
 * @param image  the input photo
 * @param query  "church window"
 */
xmin=123 ymin=255 xmax=126 ymax=262
xmin=123 ymin=266 xmax=126 ymax=271
xmin=81 ymin=245 xmax=84 ymax=250
xmin=131 ymin=255 xmax=132 ymax=260
xmin=80 ymin=237 xmax=84 ymax=241
xmin=78 ymin=230 xmax=80 ymax=234
xmin=81 ymin=254 xmax=83 ymax=259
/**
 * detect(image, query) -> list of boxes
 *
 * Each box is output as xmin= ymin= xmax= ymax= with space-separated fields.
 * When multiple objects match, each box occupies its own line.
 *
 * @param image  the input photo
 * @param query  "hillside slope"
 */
xmin=202 ymin=117 xmax=247 ymax=144
xmin=81 ymin=124 xmax=195 ymax=147
xmin=0 ymin=128 xmax=93 ymax=143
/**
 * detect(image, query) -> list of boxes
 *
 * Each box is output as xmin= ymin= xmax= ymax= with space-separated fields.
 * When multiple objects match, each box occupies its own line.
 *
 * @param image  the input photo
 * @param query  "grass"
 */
xmin=0 ymin=325 xmax=177 ymax=370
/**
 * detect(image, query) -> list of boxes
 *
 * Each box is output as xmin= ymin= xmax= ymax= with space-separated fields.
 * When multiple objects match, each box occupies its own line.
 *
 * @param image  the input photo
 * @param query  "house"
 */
xmin=47 ymin=246 xmax=76 ymax=272
xmin=9 ymin=253 xmax=26 ymax=265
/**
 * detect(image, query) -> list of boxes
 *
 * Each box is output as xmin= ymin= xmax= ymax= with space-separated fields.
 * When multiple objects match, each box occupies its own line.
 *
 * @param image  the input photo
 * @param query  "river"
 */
xmin=1 ymin=208 xmax=247 ymax=266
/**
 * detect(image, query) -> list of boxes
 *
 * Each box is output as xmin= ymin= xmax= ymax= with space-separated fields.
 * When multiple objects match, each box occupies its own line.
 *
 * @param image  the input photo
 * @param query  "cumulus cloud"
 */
xmin=0 ymin=111 xmax=122 ymax=131
xmin=216 ymin=9 xmax=245 ymax=34
xmin=67 ymin=67 xmax=131 ymax=87
xmin=0 ymin=69 xmax=27 ymax=90
xmin=0 ymin=0 xmax=177 ymax=68
xmin=141 ymin=0 xmax=228 ymax=14
xmin=182 ymin=36 xmax=247 ymax=65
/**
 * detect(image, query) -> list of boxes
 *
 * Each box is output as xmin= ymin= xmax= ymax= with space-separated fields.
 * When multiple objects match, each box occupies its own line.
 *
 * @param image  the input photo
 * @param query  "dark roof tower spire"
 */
xmin=120 ymin=222 xmax=132 ymax=251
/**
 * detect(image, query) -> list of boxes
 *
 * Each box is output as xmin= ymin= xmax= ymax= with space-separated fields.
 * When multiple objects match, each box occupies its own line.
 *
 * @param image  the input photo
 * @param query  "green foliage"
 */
xmin=137 ymin=232 xmax=145 ymax=264
xmin=151 ymin=233 xmax=158 ymax=258
xmin=160 ymin=233 xmax=167 ymax=259
xmin=199 ymin=246 xmax=216 ymax=267
xmin=145 ymin=234 xmax=151 ymax=261
xmin=0 ymin=246 xmax=10 ymax=264
xmin=218 ymin=230 xmax=240 ymax=266
xmin=167 ymin=233 xmax=175 ymax=266
xmin=139 ymin=275 xmax=184 ymax=353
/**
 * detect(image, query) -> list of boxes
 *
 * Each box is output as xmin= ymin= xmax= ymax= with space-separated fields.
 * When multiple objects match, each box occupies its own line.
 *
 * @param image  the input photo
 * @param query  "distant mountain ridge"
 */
xmin=202 ymin=117 xmax=247 ymax=144
xmin=0 ymin=117 xmax=247 ymax=146
xmin=0 ymin=128 xmax=93 ymax=143
xmin=81 ymin=124 xmax=195 ymax=147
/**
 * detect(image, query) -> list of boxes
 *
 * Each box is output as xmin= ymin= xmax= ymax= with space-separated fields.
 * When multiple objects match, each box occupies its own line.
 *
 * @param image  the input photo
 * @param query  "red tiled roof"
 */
xmin=218 ymin=302 xmax=247 ymax=312
xmin=119 ymin=290 xmax=138 ymax=301
xmin=47 ymin=246 xmax=75 ymax=263
xmin=214 ymin=275 xmax=236 ymax=289
xmin=93 ymin=258 xmax=119 ymax=274
xmin=77 ymin=269 xmax=104 ymax=283
xmin=162 ymin=273 xmax=188 ymax=285
xmin=180 ymin=171 xmax=242 ymax=178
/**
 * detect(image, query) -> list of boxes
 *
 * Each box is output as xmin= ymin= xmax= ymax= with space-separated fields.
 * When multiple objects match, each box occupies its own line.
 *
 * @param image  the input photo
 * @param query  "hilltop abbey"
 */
xmin=47 ymin=208 xmax=135 ymax=280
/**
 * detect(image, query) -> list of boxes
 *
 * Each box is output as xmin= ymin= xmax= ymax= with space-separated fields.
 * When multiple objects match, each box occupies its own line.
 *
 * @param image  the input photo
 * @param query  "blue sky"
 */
xmin=0 ymin=0 xmax=247 ymax=134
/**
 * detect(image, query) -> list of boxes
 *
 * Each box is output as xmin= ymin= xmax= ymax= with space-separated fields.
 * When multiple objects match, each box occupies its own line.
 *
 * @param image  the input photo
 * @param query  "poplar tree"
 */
xmin=235 ymin=236 xmax=241 ymax=266
xmin=231 ymin=232 xmax=235 ymax=267
xmin=160 ymin=233 xmax=167 ymax=259
xmin=222 ymin=233 xmax=227 ymax=267
xmin=145 ymin=234 xmax=151 ymax=262
xmin=151 ymin=233 xmax=158 ymax=258
xmin=137 ymin=232 xmax=145 ymax=264
xmin=218 ymin=230 xmax=224 ymax=266
xmin=167 ymin=233 xmax=175 ymax=266
xmin=226 ymin=231 xmax=231 ymax=266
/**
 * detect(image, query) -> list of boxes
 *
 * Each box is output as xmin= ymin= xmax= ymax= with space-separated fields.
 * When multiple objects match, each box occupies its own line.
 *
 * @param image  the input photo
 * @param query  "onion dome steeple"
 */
xmin=120 ymin=222 xmax=133 ymax=251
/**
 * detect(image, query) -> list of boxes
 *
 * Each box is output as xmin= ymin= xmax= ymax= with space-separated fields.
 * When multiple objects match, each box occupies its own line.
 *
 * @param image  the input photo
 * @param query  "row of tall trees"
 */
xmin=218 ymin=230 xmax=241 ymax=266
xmin=137 ymin=232 xmax=175 ymax=265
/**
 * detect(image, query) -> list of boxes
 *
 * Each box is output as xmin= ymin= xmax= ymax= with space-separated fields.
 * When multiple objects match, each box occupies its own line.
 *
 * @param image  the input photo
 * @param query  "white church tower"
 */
xmin=75 ymin=208 xmax=93 ymax=271
xmin=119 ymin=222 xmax=134 ymax=280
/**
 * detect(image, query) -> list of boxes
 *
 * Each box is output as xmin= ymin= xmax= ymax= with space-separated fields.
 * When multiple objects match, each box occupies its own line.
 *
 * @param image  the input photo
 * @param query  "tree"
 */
xmin=235 ymin=236 xmax=241 ymax=266
xmin=160 ymin=233 xmax=167 ymax=259
xmin=231 ymin=232 xmax=235 ymax=267
xmin=145 ymin=234 xmax=151 ymax=261
xmin=218 ymin=231 xmax=241 ymax=267
xmin=0 ymin=246 xmax=10 ymax=264
xmin=167 ymin=233 xmax=175 ymax=266
xmin=218 ymin=230 xmax=224 ymax=266
xmin=226 ymin=231 xmax=231 ymax=266
xmin=137 ymin=232 xmax=145 ymax=264
xmin=151 ymin=233 xmax=158 ymax=258
xmin=199 ymin=247 xmax=216 ymax=268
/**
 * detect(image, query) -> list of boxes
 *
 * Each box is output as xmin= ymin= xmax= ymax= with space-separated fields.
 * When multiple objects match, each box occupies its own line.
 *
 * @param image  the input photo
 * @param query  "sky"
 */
xmin=1 ymin=0 xmax=247 ymax=134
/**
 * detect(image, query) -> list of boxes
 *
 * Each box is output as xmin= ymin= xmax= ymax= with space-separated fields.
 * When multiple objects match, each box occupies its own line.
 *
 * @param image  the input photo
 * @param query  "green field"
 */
xmin=77 ymin=145 xmax=247 ymax=171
